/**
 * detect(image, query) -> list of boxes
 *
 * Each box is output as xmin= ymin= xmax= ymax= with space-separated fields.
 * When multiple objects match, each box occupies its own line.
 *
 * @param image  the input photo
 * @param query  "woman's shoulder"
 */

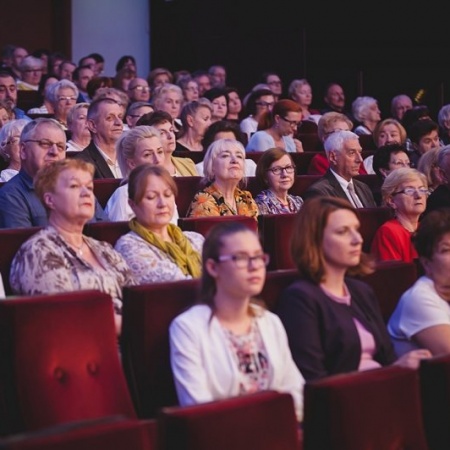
xmin=183 ymin=230 xmax=205 ymax=244
xmin=172 ymin=304 xmax=212 ymax=327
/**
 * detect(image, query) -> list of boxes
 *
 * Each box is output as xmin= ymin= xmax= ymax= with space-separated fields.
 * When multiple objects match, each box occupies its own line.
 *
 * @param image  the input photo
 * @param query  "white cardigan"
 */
xmin=170 ymin=304 xmax=305 ymax=421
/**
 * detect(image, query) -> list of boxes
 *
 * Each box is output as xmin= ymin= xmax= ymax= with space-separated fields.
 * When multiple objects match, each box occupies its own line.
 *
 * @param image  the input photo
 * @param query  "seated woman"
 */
xmin=352 ymin=96 xmax=381 ymax=136
xmin=254 ymin=147 xmax=304 ymax=214
xmin=169 ymin=221 xmax=305 ymax=421
xmin=66 ymin=102 xmax=91 ymax=152
xmin=372 ymin=143 xmax=411 ymax=181
xmin=388 ymin=208 xmax=450 ymax=356
xmin=9 ymin=159 xmax=134 ymax=335
xmin=104 ymin=125 xmax=178 ymax=222
xmin=417 ymin=146 xmax=442 ymax=194
xmin=114 ymin=164 xmax=204 ymax=284
xmin=371 ymin=167 xmax=428 ymax=263
xmin=276 ymin=196 xmax=431 ymax=381
xmin=187 ymin=138 xmax=258 ymax=220
xmin=246 ymin=99 xmax=303 ymax=153
xmin=0 ymin=119 xmax=28 ymax=182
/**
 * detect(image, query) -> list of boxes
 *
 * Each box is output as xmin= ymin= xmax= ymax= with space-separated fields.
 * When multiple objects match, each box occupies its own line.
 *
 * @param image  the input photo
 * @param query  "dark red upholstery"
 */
xmin=260 ymin=269 xmax=299 ymax=311
xmin=178 ymin=214 xmax=258 ymax=236
xmin=290 ymin=153 xmax=321 ymax=175
xmin=419 ymin=353 xmax=450 ymax=450
xmin=173 ymin=177 xmax=202 ymax=218
xmin=159 ymin=390 xmax=301 ymax=450
xmin=359 ymin=260 xmax=418 ymax=322
xmin=83 ymin=221 xmax=130 ymax=247
xmin=354 ymin=174 xmax=383 ymax=205
xmin=297 ymin=134 xmax=323 ymax=152
xmin=0 ymin=291 xmax=137 ymax=435
xmin=93 ymin=179 xmax=122 ymax=208
xmin=303 ymin=366 xmax=429 ymax=450
xmin=121 ymin=279 xmax=200 ymax=418
xmin=354 ymin=206 xmax=393 ymax=252
xmin=0 ymin=227 xmax=42 ymax=296
xmin=358 ymin=134 xmax=377 ymax=151
xmin=0 ymin=416 xmax=156 ymax=450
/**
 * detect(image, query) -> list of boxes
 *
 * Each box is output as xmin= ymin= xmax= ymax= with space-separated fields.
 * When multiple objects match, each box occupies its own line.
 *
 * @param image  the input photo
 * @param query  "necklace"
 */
xmin=73 ymin=241 xmax=84 ymax=257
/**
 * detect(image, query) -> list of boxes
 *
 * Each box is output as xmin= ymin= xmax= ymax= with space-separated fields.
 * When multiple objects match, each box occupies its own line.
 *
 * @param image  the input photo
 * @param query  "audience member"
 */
xmin=437 ymin=103 xmax=450 ymax=145
xmin=113 ymin=67 xmax=136 ymax=92
xmin=7 ymin=46 xmax=28 ymax=79
xmin=115 ymin=55 xmax=136 ymax=74
xmin=72 ymin=65 xmax=94 ymax=103
xmin=88 ymin=52 xmax=105 ymax=77
xmin=372 ymin=143 xmax=411 ymax=180
xmin=57 ymin=60 xmax=77 ymax=81
xmin=66 ymin=102 xmax=91 ymax=152
xmin=9 ymin=158 xmax=133 ymax=335
xmin=424 ymin=145 xmax=450 ymax=215
xmin=208 ymin=64 xmax=227 ymax=88
xmin=16 ymin=56 xmax=44 ymax=91
xmin=388 ymin=208 xmax=450 ymax=356
xmin=0 ymin=118 xmax=28 ymax=181
xmin=192 ymin=69 xmax=211 ymax=96
xmin=276 ymin=196 xmax=431 ymax=381
xmin=115 ymin=164 xmax=203 ymax=283
xmin=147 ymin=67 xmax=173 ymax=90
xmin=321 ymin=82 xmax=353 ymax=121
xmin=254 ymin=147 xmax=303 ymax=214
xmin=288 ymin=78 xmax=320 ymax=122
xmin=187 ymin=138 xmax=258 ymax=219
xmin=303 ymin=130 xmax=377 ymax=207
xmin=202 ymin=87 xmax=228 ymax=123
xmin=48 ymin=51 xmax=66 ymax=78
xmin=246 ymin=99 xmax=303 ymax=153
xmin=0 ymin=70 xmax=29 ymax=119
xmin=151 ymin=83 xmax=183 ymax=132
xmin=86 ymin=76 xmax=113 ymax=102
xmin=371 ymin=168 xmax=428 ymax=263
xmin=127 ymin=77 xmax=151 ymax=104
xmin=225 ymin=86 xmax=242 ymax=123
xmin=124 ymin=101 xmax=153 ymax=129
xmin=0 ymin=99 xmax=14 ymax=128
xmin=417 ymin=146 xmax=441 ymax=194
xmin=75 ymin=98 xmax=124 ymax=178
xmin=407 ymin=118 xmax=441 ymax=168
xmin=177 ymin=75 xmax=199 ymax=104
xmin=169 ymin=220 xmax=304 ymax=421
xmin=47 ymin=79 xmax=79 ymax=130
xmin=390 ymin=94 xmax=413 ymax=122
xmin=261 ymin=71 xmax=283 ymax=101
xmin=92 ymin=86 xmax=129 ymax=114
xmin=352 ymin=96 xmax=381 ymax=136
xmin=27 ymin=74 xmax=58 ymax=115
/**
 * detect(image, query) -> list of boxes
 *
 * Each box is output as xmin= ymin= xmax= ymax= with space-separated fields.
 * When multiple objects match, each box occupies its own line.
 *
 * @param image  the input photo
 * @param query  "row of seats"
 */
xmin=0 ymin=208 xmax=393 ymax=296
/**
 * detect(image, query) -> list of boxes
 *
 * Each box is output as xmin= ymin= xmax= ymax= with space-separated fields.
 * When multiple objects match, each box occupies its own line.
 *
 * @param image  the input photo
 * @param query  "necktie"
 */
xmin=347 ymin=182 xmax=364 ymax=208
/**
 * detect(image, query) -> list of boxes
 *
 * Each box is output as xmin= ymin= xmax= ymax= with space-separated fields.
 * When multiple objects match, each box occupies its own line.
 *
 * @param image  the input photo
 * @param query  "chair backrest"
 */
xmin=419 ymin=353 xmax=450 ymax=450
xmin=296 ymin=134 xmax=323 ymax=153
xmin=0 ymin=227 xmax=42 ymax=296
xmin=0 ymin=291 xmax=137 ymax=435
xmin=290 ymin=153 xmax=321 ymax=175
xmin=354 ymin=174 xmax=383 ymax=205
xmin=259 ymin=269 xmax=299 ymax=311
xmin=258 ymin=213 xmax=296 ymax=270
xmin=172 ymin=151 xmax=204 ymax=164
xmin=359 ymin=260 xmax=418 ymax=322
xmin=358 ymin=134 xmax=377 ymax=151
xmin=83 ymin=221 xmax=130 ymax=247
xmin=158 ymin=390 xmax=300 ymax=450
xmin=178 ymin=215 xmax=258 ymax=236
xmin=303 ymin=365 xmax=429 ymax=450
xmin=173 ymin=177 xmax=202 ymax=218
xmin=354 ymin=206 xmax=393 ymax=252
xmin=93 ymin=179 xmax=122 ymax=208
xmin=121 ymin=279 xmax=201 ymax=418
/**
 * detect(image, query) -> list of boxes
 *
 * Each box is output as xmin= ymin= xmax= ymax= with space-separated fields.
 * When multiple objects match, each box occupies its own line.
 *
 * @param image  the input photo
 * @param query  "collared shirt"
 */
xmin=97 ymin=146 xmax=122 ymax=178
xmin=330 ymin=168 xmax=362 ymax=207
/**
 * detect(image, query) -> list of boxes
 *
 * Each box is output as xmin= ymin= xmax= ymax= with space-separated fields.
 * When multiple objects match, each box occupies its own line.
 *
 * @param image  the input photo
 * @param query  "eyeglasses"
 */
xmin=280 ymin=116 xmax=301 ymax=128
xmin=24 ymin=139 xmax=66 ymax=152
xmin=131 ymin=85 xmax=150 ymax=92
xmin=393 ymin=187 xmax=429 ymax=197
xmin=255 ymin=101 xmax=274 ymax=108
xmin=58 ymin=96 xmax=77 ymax=102
xmin=217 ymin=253 xmax=270 ymax=269
xmin=390 ymin=160 xmax=411 ymax=167
xmin=267 ymin=164 xmax=296 ymax=175
xmin=5 ymin=135 xmax=20 ymax=146
xmin=267 ymin=80 xmax=282 ymax=86
xmin=24 ymin=69 xmax=43 ymax=74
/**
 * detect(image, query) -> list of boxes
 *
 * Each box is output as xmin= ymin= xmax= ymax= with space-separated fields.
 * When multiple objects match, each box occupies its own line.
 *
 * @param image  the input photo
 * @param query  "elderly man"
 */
xmin=75 ymin=97 xmax=124 ymax=178
xmin=0 ymin=118 xmax=108 ymax=228
xmin=0 ymin=70 xmax=30 ymax=119
xmin=303 ymin=130 xmax=377 ymax=208
xmin=321 ymin=82 xmax=354 ymax=122
xmin=125 ymin=101 xmax=153 ymax=129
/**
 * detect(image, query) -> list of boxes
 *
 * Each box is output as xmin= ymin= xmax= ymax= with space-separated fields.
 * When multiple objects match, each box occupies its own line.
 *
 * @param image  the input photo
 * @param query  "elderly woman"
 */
xmin=114 ymin=164 xmax=204 ymax=283
xmin=17 ymin=56 xmax=45 ymax=91
xmin=104 ymin=125 xmax=176 ymax=222
xmin=66 ymin=102 xmax=91 ymax=152
xmin=169 ymin=221 xmax=305 ymax=422
xmin=9 ymin=159 xmax=134 ymax=334
xmin=352 ymin=96 xmax=381 ymax=136
xmin=371 ymin=167 xmax=429 ymax=263
xmin=437 ymin=103 xmax=450 ymax=145
xmin=417 ymin=146 xmax=442 ymax=194
xmin=0 ymin=119 xmax=28 ymax=181
xmin=276 ymin=196 xmax=431 ymax=382
xmin=288 ymin=78 xmax=320 ymax=122
xmin=175 ymin=98 xmax=213 ymax=152
xmin=372 ymin=143 xmax=411 ymax=180
xmin=246 ymin=99 xmax=303 ymax=153
xmin=254 ymin=148 xmax=303 ymax=214
xmin=151 ymin=83 xmax=183 ymax=133
xmin=388 ymin=208 xmax=450 ymax=356
xmin=187 ymin=138 xmax=258 ymax=220
xmin=0 ymin=99 xmax=14 ymax=129
xmin=47 ymin=79 xmax=79 ymax=130
xmin=177 ymin=75 xmax=199 ymax=104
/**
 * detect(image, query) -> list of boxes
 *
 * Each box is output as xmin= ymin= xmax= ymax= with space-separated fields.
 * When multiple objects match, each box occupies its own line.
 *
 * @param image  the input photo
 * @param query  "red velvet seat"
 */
xmin=0 ymin=416 xmax=156 ymax=450
xmin=0 ymin=291 xmax=137 ymax=435
xmin=83 ymin=220 xmax=130 ymax=247
xmin=178 ymin=214 xmax=258 ymax=236
xmin=121 ymin=279 xmax=200 ymax=418
xmin=159 ymin=390 xmax=301 ymax=450
xmin=173 ymin=176 xmax=202 ymax=218
xmin=358 ymin=134 xmax=377 ymax=151
xmin=303 ymin=366 xmax=429 ymax=450
xmin=419 ymin=353 xmax=450 ymax=450
xmin=354 ymin=206 xmax=393 ymax=252
xmin=93 ymin=178 xmax=122 ymax=208
xmin=0 ymin=227 xmax=42 ymax=296
xmin=297 ymin=134 xmax=323 ymax=152
xmin=260 ymin=269 xmax=299 ymax=311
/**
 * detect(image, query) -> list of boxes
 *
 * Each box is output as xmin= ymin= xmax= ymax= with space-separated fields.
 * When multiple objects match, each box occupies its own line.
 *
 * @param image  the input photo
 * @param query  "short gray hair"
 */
xmin=323 ymin=130 xmax=359 ymax=157
xmin=47 ymin=79 xmax=79 ymax=105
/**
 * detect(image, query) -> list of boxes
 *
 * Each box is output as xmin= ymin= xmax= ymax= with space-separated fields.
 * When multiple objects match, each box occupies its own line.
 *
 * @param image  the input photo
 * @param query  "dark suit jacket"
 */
xmin=423 ymin=184 xmax=450 ymax=217
xmin=302 ymin=169 xmax=377 ymax=207
xmin=74 ymin=142 xmax=115 ymax=179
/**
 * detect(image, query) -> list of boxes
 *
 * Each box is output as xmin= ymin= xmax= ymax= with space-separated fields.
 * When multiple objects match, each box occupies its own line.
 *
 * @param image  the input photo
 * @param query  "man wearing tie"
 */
xmin=303 ymin=130 xmax=377 ymax=207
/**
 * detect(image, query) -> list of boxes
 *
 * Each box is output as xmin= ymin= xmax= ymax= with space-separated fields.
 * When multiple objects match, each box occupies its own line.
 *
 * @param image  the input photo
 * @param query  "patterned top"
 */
xmin=187 ymin=183 xmax=259 ymax=220
xmin=9 ymin=226 xmax=135 ymax=314
xmin=223 ymin=320 xmax=270 ymax=394
xmin=255 ymin=189 xmax=304 ymax=215
xmin=114 ymin=230 xmax=204 ymax=284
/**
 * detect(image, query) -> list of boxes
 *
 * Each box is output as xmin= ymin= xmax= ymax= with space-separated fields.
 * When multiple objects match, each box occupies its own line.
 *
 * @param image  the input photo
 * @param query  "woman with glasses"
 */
xmin=169 ymin=221 xmax=305 ymax=421
xmin=0 ymin=118 xmax=28 ymax=181
xmin=276 ymin=196 xmax=430 ymax=381
xmin=246 ymin=99 xmax=303 ymax=153
xmin=371 ymin=168 xmax=428 ymax=263
xmin=254 ymin=148 xmax=303 ymax=214
xmin=388 ymin=208 xmax=450 ymax=356
xmin=47 ymin=79 xmax=79 ymax=130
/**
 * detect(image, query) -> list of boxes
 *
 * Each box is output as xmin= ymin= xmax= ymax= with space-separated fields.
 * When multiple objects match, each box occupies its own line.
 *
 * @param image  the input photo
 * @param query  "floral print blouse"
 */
xmin=187 ymin=183 xmax=259 ymax=220
xmin=255 ymin=189 xmax=304 ymax=215
xmin=9 ymin=226 xmax=135 ymax=314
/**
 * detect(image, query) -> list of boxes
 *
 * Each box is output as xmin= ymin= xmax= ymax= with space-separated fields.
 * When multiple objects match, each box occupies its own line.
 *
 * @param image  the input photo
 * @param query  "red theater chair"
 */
xmin=173 ymin=177 xmax=202 ymax=217
xmin=178 ymin=214 xmax=258 ymax=236
xmin=93 ymin=179 xmax=122 ymax=209
xmin=83 ymin=220 xmax=130 ymax=247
